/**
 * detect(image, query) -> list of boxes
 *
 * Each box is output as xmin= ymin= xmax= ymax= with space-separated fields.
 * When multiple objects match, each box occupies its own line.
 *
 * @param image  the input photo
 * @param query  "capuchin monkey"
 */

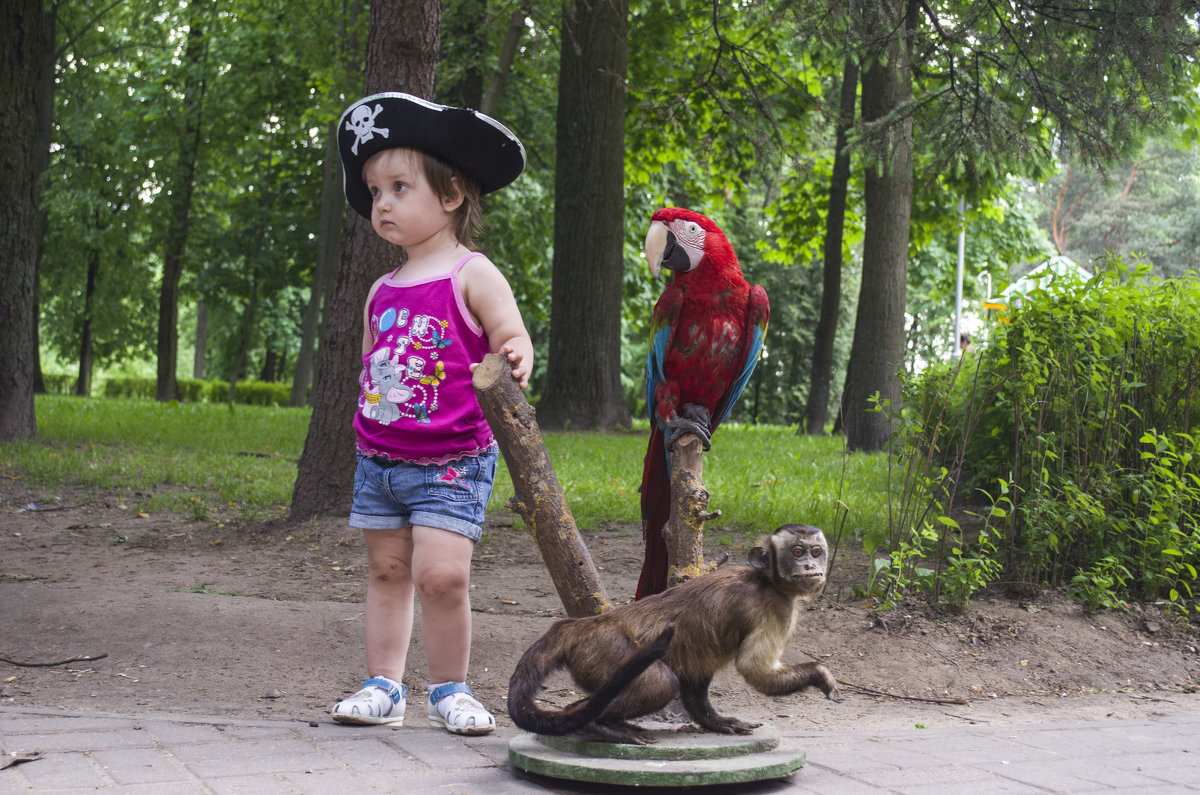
xmin=507 ymin=524 xmax=836 ymax=744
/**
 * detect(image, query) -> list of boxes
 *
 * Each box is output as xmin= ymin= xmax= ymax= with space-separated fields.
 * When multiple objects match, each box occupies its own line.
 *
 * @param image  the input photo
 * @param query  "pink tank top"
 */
xmin=354 ymin=253 xmax=495 ymax=464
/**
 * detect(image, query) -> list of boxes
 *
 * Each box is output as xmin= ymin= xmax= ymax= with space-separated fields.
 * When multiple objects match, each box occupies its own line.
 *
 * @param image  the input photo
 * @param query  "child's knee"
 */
xmin=415 ymin=564 xmax=469 ymax=601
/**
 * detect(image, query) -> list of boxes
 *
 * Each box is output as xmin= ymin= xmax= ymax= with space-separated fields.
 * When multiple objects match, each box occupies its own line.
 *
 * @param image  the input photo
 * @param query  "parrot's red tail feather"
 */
xmin=636 ymin=431 xmax=671 ymax=600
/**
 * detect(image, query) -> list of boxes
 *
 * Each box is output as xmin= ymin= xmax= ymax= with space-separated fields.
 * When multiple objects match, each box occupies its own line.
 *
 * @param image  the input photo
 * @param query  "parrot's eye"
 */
xmin=686 ymin=223 xmax=700 ymax=235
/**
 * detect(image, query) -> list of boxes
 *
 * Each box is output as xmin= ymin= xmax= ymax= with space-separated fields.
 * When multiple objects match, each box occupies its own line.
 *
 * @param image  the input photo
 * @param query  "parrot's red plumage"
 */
xmin=635 ymin=208 xmax=769 ymax=599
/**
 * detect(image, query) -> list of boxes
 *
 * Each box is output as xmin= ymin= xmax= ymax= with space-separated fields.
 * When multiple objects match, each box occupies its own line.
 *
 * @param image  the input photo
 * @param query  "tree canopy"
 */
xmin=3 ymin=0 xmax=1198 ymax=464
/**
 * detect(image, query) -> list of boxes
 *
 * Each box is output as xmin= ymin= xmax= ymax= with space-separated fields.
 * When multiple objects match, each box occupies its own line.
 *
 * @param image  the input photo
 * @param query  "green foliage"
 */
xmin=102 ymin=377 xmax=292 ymax=406
xmin=901 ymin=255 xmax=1200 ymax=612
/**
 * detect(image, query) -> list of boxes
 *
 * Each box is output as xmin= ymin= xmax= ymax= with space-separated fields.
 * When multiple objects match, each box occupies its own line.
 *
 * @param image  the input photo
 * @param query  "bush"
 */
xmin=897 ymin=257 xmax=1200 ymax=612
xmin=101 ymin=377 xmax=291 ymax=407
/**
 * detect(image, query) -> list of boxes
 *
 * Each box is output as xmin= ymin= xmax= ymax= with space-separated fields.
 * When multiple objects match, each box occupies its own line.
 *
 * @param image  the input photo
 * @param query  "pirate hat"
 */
xmin=338 ymin=92 xmax=526 ymax=219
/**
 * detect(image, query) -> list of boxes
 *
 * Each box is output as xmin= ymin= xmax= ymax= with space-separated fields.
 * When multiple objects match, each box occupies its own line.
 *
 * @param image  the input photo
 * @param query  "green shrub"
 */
xmin=899 ymin=256 xmax=1200 ymax=612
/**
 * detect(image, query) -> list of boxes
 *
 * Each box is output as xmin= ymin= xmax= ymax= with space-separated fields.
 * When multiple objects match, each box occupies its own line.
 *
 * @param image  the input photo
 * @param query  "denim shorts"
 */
xmin=349 ymin=449 xmax=498 ymax=541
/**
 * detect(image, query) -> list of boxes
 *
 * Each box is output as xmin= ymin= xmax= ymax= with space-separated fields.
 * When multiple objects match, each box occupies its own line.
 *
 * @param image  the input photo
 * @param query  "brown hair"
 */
xmin=420 ymin=152 xmax=484 ymax=250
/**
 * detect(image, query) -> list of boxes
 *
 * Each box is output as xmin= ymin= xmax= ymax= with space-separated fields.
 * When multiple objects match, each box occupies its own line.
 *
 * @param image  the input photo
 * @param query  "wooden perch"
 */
xmin=473 ymin=354 xmax=610 ymax=617
xmin=665 ymin=433 xmax=721 ymax=588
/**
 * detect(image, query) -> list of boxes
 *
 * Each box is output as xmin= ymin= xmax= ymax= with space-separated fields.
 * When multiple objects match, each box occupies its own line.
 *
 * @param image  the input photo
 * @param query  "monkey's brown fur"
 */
xmin=507 ymin=524 xmax=837 ymax=744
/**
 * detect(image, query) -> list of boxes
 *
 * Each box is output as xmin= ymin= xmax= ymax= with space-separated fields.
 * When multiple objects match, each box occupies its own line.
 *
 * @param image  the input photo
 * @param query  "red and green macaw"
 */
xmin=635 ymin=207 xmax=770 ymax=599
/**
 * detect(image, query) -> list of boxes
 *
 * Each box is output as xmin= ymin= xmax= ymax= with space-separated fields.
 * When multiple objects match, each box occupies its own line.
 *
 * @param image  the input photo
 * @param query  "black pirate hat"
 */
xmin=337 ymin=92 xmax=526 ymax=219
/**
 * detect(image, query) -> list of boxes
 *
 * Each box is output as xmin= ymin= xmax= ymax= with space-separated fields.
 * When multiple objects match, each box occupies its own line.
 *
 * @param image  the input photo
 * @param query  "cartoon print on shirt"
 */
xmin=361 ymin=307 xmax=453 ymax=426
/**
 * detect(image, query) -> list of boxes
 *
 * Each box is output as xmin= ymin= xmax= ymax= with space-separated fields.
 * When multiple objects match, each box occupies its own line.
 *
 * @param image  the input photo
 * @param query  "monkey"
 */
xmin=507 ymin=524 xmax=837 ymax=744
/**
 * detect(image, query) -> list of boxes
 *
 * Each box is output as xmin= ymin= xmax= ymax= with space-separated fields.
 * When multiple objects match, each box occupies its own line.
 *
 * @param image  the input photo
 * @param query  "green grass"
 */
xmin=4 ymin=395 xmax=890 ymax=540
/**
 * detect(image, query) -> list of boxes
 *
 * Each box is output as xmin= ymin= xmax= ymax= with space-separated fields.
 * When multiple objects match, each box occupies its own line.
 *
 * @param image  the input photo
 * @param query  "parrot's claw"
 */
xmin=666 ymin=405 xmax=712 ymax=451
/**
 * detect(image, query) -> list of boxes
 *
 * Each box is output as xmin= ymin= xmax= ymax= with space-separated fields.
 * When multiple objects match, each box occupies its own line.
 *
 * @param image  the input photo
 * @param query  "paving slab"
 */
xmin=2 ymin=706 xmax=1199 ymax=793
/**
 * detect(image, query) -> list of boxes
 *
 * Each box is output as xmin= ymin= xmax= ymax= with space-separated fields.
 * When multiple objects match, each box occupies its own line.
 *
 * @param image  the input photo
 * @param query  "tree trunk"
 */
xmin=227 ymin=274 xmax=258 ymax=403
xmin=843 ymin=0 xmax=912 ymax=452
xmin=29 ymin=4 xmax=54 ymax=397
xmin=156 ymin=4 xmax=209 ymax=403
xmin=482 ymin=5 xmax=528 ymax=117
xmin=0 ymin=0 xmax=45 ymax=440
xmin=193 ymin=302 xmax=208 ymax=379
xmin=290 ymin=122 xmax=341 ymax=407
xmin=473 ymin=354 xmax=609 ymax=617
xmin=75 ymin=247 xmax=99 ymax=397
xmin=805 ymin=56 xmax=857 ymax=436
xmin=290 ymin=0 xmax=437 ymax=520
xmin=535 ymin=0 xmax=631 ymax=431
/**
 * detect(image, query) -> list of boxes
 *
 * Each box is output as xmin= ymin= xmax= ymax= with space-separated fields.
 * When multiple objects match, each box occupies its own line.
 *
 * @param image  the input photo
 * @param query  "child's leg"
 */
xmin=410 ymin=524 xmax=474 ymax=682
xmin=364 ymin=527 xmax=416 ymax=681
xmin=331 ymin=526 xmax=414 ymax=725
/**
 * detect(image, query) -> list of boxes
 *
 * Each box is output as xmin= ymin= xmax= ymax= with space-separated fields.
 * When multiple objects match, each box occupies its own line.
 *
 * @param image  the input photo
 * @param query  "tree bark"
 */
xmin=664 ymin=434 xmax=720 ymax=587
xmin=290 ymin=0 xmax=436 ymax=520
xmin=0 ymin=0 xmax=45 ymax=440
xmin=843 ymin=0 xmax=912 ymax=452
xmin=75 ymin=247 xmax=99 ymax=397
xmin=156 ymin=4 xmax=209 ymax=403
xmin=290 ymin=122 xmax=341 ymax=407
xmin=805 ymin=56 xmax=857 ymax=436
xmin=473 ymin=354 xmax=610 ymax=617
xmin=536 ymin=0 xmax=631 ymax=431
xmin=481 ymin=5 xmax=528 ymax=117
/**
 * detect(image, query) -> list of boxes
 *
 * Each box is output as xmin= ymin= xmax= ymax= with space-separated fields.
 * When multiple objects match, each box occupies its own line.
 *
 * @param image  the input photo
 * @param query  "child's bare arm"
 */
xmin=462 ymin=258 xmax=533 ymax=389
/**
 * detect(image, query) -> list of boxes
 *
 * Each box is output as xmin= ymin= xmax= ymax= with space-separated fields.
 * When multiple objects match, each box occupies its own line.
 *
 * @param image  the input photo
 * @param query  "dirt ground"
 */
xmin=2 ymin=477 xmax=1198 ymax=735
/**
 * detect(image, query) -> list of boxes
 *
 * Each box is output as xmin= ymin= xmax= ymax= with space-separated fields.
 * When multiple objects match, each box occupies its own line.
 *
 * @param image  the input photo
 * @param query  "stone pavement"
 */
xmin=2 ymin=706 xmax=1199 ymax=793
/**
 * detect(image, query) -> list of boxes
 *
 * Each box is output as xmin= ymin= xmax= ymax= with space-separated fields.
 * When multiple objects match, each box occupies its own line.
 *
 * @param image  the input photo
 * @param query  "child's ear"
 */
xmin=441 ymin=177 xmax=466 ymax=212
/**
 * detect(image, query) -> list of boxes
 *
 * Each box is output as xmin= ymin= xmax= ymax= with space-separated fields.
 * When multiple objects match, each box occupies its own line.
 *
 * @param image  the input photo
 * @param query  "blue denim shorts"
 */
xmin=349 ymin=449 xmax=498 ymax=541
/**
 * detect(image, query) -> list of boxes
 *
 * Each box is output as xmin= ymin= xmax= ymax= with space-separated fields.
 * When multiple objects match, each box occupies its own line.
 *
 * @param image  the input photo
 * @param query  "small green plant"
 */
xmin=174 ymin=583 xmax=241 ymax=596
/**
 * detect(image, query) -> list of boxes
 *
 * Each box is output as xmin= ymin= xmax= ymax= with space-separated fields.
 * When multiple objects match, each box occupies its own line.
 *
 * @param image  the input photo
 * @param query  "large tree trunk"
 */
xmin=535 ymin=0 xmax=631 ymax=431
xmin=804 ymin=56 xmax=857 ymax=435
xmin=842 ymin=0 xmax=912 ymax=452
xmin=156 ymin=5 xmax=209 ymax=403
xmin=0 ymin=0 xmax=45 ymax=440
xmin=290 ymin=0 xmax=436 ymax=520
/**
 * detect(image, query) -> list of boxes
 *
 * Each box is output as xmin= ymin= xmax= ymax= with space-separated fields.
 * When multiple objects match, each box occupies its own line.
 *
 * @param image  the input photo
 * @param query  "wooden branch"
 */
xmin=473 ymin=354 xmax=609 ymax=617
xmin=664 ymin=433 xmax=721 ymax=588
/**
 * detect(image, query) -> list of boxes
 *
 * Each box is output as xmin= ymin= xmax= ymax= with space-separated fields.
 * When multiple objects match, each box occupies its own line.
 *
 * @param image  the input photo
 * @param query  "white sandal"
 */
xmin=427 ymin=682 xmax=495 ymax=735
xmin=331 ymin=676 xmax=406 ymax=725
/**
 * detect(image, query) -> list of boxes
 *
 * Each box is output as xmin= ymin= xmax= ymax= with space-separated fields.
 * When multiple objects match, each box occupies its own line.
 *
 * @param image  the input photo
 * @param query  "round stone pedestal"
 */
xmin=508 ymin=723 xmax=806 ymax=787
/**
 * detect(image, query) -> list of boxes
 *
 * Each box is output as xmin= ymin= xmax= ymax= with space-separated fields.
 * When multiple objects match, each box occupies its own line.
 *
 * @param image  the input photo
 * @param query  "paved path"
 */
xmin=2 ymin=706 xmax=1198 ymax=793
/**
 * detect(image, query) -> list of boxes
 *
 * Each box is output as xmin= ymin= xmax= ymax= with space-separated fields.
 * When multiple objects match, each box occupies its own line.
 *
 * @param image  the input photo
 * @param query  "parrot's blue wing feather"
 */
xmin=646 ymin=324 xmax=670 ymax=425
xmin=712 ymin=324 xmax=764 ymax=427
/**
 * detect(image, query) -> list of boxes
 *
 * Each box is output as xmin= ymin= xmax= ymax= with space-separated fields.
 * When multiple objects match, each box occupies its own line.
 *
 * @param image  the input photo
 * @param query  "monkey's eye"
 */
xmin=792 ymin=546 xmax=805 ymax=558
xmin=811 ymin=546 xmax=823 ymax=558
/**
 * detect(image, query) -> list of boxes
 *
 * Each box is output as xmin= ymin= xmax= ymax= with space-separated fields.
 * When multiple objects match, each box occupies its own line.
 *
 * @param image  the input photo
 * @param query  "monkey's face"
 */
xmin=753 ymin=524 xmax=829 ymax=595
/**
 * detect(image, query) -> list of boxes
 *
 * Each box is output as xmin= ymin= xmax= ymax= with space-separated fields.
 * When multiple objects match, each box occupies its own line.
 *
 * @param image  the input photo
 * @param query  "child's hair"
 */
xmin=421 ymin=152 xmax=484 ymax=250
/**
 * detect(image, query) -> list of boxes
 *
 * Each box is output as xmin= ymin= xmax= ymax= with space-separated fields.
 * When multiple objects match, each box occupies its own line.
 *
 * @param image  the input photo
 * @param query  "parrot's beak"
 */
xmin=645 ymin=222 xmax=668 ymax=280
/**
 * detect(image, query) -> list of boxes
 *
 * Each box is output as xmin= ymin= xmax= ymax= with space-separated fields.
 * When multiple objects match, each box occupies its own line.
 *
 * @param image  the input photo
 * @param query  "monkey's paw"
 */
xmin=706 ymin=715 xmax=761 ymax=735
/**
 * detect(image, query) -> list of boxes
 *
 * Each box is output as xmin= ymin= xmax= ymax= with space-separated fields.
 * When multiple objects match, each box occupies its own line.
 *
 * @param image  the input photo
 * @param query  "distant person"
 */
xmin=959 ymin=331 xmax=971 ymax=351
xmin=329 ymin=92 xmax=531 ymax=735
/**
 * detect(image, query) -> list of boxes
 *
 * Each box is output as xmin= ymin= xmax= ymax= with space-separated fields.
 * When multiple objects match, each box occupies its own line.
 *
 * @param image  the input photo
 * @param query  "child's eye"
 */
xmin=393 ymin=182 xmax=406 ymax=193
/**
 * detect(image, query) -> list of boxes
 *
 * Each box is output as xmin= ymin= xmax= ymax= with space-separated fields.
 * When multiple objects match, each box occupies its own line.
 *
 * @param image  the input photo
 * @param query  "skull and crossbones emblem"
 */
xmin=346 ymin=103 xmax=389 ymax=155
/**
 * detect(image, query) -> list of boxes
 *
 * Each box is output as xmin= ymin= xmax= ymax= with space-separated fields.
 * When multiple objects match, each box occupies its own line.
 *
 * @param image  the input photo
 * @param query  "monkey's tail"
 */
xmin=507 ymin=622 xmax=676 ymax=736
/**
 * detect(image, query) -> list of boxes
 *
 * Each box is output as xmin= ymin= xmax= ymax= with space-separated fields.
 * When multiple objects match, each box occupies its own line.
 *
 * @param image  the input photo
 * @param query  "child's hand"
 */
xmin=500 ymin=343 xmax=529 ymax=390
xmin=469 ymin=344 xmax=531 ymax=390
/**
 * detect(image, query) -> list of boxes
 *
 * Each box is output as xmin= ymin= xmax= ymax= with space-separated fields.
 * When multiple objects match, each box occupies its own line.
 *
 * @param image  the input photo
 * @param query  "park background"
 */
xmin=4 ymin=0 xmax=1200 ymax=614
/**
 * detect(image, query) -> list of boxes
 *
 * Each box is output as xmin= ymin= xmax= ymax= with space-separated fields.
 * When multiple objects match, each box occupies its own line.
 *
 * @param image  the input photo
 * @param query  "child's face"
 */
xmin=362 ymin=148 xmax=462 ymax=250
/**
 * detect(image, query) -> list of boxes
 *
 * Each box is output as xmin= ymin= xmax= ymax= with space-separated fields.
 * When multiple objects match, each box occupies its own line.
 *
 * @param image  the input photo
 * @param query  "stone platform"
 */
xmin=508 ymin=724 xmax=806 ymax=787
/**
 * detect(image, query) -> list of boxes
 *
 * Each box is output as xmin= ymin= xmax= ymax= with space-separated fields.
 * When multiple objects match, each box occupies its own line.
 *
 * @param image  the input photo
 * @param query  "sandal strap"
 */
xmin=428 ymin=681 xmax=473 ymax=704
xmin=363 ymin=676 xmax=405 ymax=704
